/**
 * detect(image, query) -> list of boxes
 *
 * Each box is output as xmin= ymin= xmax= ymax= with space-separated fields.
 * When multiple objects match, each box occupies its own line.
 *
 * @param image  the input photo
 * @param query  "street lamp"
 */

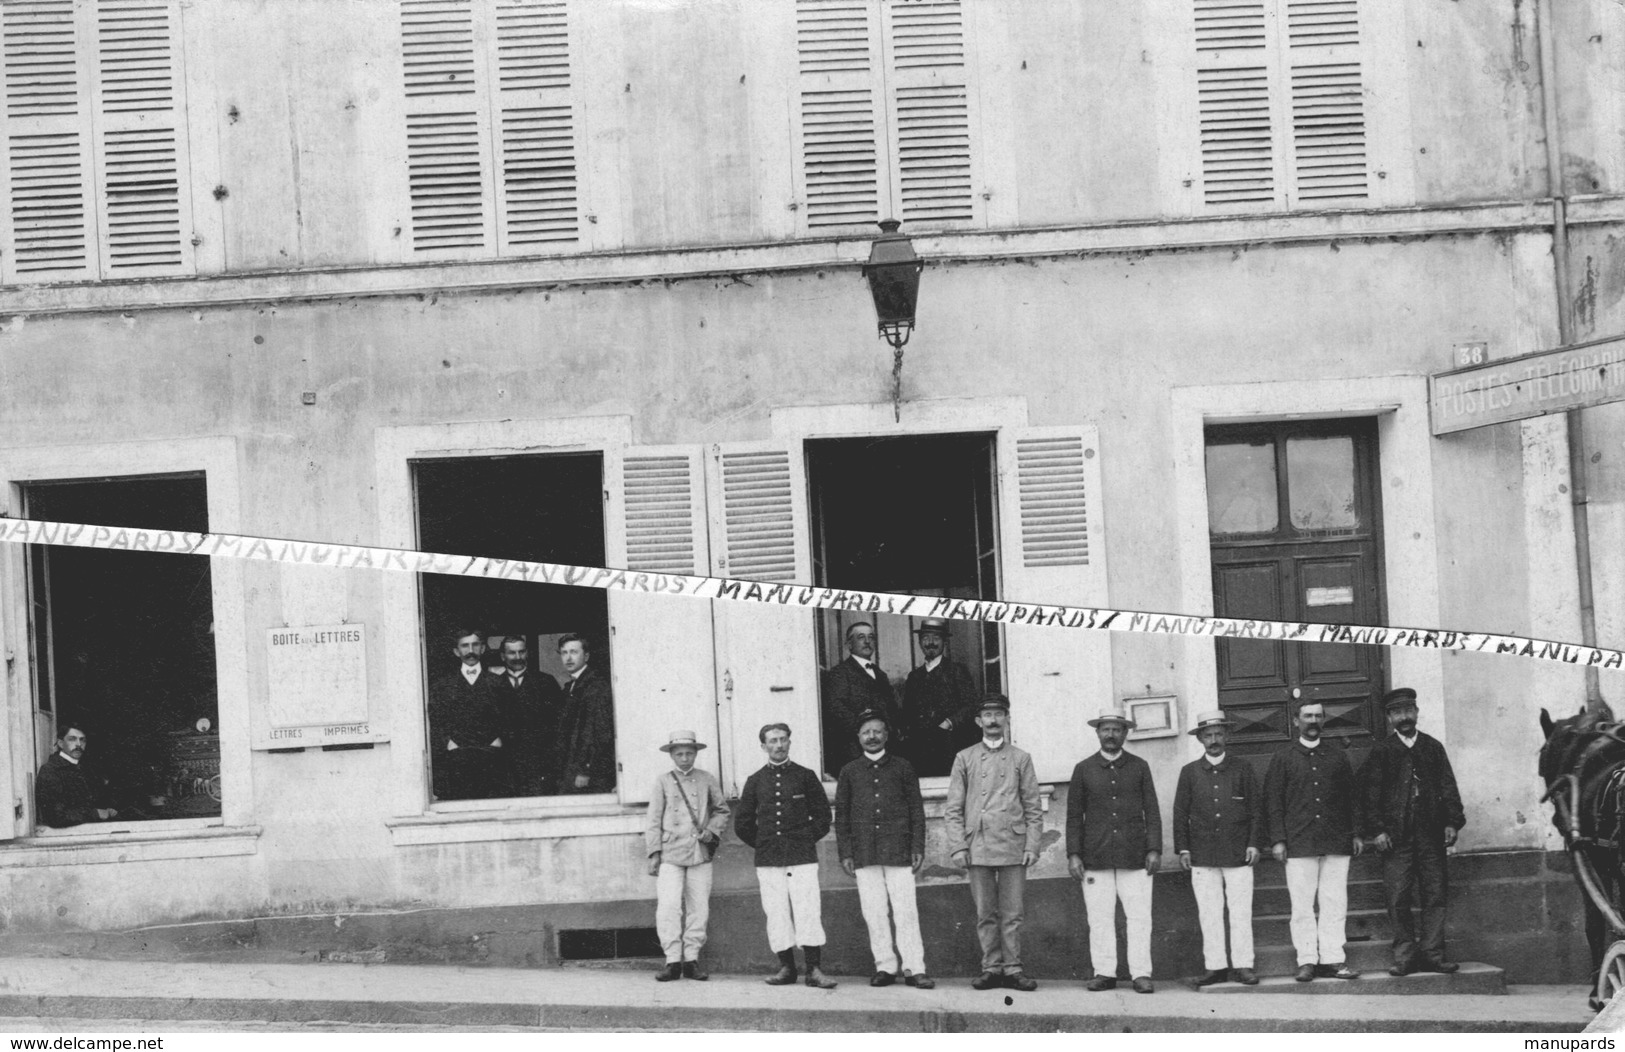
xmin=862 ymin=219 xmax=923 ymax=421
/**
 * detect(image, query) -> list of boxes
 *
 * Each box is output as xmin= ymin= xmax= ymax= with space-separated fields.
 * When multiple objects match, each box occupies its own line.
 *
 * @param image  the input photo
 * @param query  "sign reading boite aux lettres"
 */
xmin=257 ymin=623 xmax=384 ymax=750
xmin=1431 ymin=333 xmax=1625 ymax=435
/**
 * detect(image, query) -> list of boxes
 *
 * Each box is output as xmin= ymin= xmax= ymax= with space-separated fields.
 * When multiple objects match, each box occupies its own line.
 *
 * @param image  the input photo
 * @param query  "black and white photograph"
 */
xmin=0 ymin=0 xmax=1619 ymax=1040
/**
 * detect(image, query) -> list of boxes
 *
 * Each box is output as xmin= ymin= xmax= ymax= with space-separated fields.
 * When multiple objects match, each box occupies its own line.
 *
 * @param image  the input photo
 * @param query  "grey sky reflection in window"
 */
xmin=1205 ymin=441 xmax=1277 ymax=534
xmin=1287 ymin=436 xmax=1358 ymax=530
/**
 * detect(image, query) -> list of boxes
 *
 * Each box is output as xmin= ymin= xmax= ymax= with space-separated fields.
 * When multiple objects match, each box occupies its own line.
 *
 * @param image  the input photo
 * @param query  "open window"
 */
xmin=24 ymin=474 xmax=219 ymax=830
xmin=413 ymin=453 xmax=613 ymax=802
xmin=807 ymin=433 xmax=1001 ymax=779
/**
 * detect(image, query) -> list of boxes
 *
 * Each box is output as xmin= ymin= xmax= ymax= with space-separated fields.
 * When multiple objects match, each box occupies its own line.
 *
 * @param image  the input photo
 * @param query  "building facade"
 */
xmin=0 ymin=0 xmax=1619 ymax=980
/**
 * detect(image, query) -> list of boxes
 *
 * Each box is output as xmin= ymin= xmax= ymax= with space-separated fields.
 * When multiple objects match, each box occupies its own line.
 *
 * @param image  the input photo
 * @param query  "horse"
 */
xmin=1539 ymin=705 xmax=1625 ymax=1009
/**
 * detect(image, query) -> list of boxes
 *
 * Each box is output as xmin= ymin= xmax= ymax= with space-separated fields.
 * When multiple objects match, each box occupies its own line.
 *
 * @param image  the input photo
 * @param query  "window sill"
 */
xmin=2 ymin=824 xmax=262 ymax=868
xmin=389 ymin=797 xmax=643 ymax=847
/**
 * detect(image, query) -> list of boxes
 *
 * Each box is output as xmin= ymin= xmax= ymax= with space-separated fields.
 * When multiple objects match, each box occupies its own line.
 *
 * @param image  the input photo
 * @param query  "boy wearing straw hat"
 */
xmin=645 ymin=730 xmax=731 ymax=982
xmin=1173 ymin=710 xmax=1264 ymax=986
xmin=1067 ymin=709 xmax=1162 ymax=994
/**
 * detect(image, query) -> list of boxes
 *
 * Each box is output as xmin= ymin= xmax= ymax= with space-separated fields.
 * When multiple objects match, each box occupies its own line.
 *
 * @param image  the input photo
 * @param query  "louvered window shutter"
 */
xmin=1282 ymin=0 xmax=1367 ymax=204
xmin=486 ymin=0 xmax=578 ymax=250
xmin=794 ymin=0 xmax=886 ymax=231
xmin=1193 ymin=0 xmax=1282 ymax=209
xmin=880 ymin=0 xmax=975 ymax=226
xmin=704 ymin=441 xmax=819 ymax=794
xmin=995 ymin=425 xmax=1111 ymax=783
xmin=1 ymin=0 xmax=96 ymax=282
xmin=604 ymin=446 xmax=719 ymax=804
xmin=89 ymin=0 xmax=191 ymax=274
xmin=400 ymin=0 xmax=494 ymax=253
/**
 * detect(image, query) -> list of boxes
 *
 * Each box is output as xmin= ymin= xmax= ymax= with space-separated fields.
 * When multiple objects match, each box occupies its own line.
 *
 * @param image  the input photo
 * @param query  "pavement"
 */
xmin=0 ymin=957 xmax=1596 ymax=1032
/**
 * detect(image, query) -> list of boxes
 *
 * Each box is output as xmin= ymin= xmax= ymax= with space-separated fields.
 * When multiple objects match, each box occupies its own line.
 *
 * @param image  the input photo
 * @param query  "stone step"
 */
xmin=1196 ymin=961 xmax=1506 ymax=995
xmin=1251 ymin=939 xmax=1410 ymax=978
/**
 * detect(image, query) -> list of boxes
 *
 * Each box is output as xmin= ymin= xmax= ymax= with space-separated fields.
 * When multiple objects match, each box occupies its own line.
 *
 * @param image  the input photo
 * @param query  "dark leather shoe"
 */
xmin=1418 ymin=960 xmax=1459 ymax=974
xmin=1132 ymin=976 xmax=1154 ymax=994
xmin=681 ymin=960 xmax=708 ymax=981
xmin=1196 ymin=968 xmax=1228 ymax=986
xmin=655 ymin=962 xmax=682 ymax=982
xmin=869 ymin=971 xmax=896 ymax=987
xmin=971 ymin=971 xmax=1001 ymax=990
xmin=1389 ymin=962 xmax=1416 ymax=977
xmin=764 ymin=965 xmax=798 ymax=986
xmin=905 ymin=973 xmax=936 ymax=990
xmin=1325 ymin=964 xmax=1359 ymax=980
xmin=1086 ymin=975 xmax=1117 ymax=991
xmin=1231 ymin=968 xmax=1259 ymax=985
xmin=804 ymin=967 xmax=838 ymax=989
xmin=1294 ymin=965 xmax=1316 ymax=982
xmin=1003 ymin=971 xmax=1037 ymax=992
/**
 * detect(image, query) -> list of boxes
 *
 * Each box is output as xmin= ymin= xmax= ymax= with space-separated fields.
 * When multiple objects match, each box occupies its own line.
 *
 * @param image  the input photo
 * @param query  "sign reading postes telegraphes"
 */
xmin=1431 ymin=333 xmax=1625 ymax=435
xmin=256 ymin=624 xmax=385 ymax=749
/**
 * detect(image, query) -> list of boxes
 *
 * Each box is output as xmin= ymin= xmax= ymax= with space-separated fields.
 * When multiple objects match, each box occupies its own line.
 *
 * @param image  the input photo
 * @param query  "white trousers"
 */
xmin=1190 ymin=864 xmax=1255 ymax=969
xmin=1284 ymin=854 xmax=1350 ymax=966
xmin=1082 ymin=868 xmax=1154 ymax=980
xmin=756 ymin=863 xmax=825 ymax=952
xmin=655 ymin=861 xmax=713 ymax=963
xmin=855 ymin=865 xmax=926 ymax=975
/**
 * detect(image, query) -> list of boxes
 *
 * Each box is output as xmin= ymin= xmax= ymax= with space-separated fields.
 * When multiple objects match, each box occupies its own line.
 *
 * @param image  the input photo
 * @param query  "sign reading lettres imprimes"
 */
xmin=1431 ymin=333 xmax=1625 ymax=435
xmin=258 ymin=623 xmax=384 ymax=750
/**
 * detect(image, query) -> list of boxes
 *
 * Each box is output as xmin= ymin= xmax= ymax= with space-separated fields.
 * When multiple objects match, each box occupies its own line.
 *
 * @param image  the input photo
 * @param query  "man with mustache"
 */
xmin=899 ymin=618 xmax=979 ymax=777
xmin=1174 ymin=711 xmax=1263 ymax=986
xmin=1067 ymin=710 xmax=1162 ymax=994
xmin=35 ymin=724 xmax=118 ymax=827
xmin=1264 ymin=699 xmax=1364 ymax=982
xmin=835 ymin=710 xmax=932 ymax=989
xmin=489 ymin=635 xmax=564 ymax=796
xmin=822 ymin=621 xmax=895 ymax=774
xmin=426 ymin=626 xmax=504 ymax=800
xmin=945 ymin=692 xmax=1042 ymax=992
xmin=1359 ymin=687 xmax=1466 ymax=976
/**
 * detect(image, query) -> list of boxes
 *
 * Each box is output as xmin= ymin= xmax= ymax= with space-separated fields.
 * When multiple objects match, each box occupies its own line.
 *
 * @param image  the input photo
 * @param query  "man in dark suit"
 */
xmin=35 ymin=724 xmax=118 ymax=828
xmin=898 ymin=617 xmax=978 ymax=777
xmin=821 ymin=621 xmax=894 ymax=775
xmin=556 ymin=632 xmax=616 ymax=793
xmin=489 ymin=635 xmax=565 ymax=796
xmin=1360 ymin=687 xmax=1466 ymax=976
xmin=427 ymin=626 xmax=505 ymax=800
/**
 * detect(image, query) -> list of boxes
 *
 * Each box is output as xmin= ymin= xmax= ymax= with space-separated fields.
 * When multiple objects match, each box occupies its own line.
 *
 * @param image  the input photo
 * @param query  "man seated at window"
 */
xmin=555 ymin=633 xmax=615 ymax=794
xmin=427 ymin=625 xmax=505 ymax=800
xmin=35 ymin=724 xmax=119 ymax=828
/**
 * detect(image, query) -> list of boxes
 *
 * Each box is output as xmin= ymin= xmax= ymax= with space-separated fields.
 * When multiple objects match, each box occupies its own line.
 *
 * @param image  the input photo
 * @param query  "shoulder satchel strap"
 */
xmin=672 ymin=771 xmax=708 ymax=832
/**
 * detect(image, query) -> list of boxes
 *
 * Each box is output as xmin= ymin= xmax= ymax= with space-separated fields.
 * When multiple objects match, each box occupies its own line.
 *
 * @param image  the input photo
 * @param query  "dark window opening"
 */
xmin=557 ymin=926 xmax=662 ymax=961
xmin=25 ymin=475 xmax=219 ymax=828
xmin=807 ymin=434 xmax=1000 ymax=779
xmin=414 ymin=454 xmax=613 ymax=802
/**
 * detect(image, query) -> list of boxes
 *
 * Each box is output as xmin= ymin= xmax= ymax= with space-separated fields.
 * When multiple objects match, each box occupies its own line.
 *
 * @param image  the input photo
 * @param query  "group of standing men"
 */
xmin=426 ymin=627 xmax=614 ymax=799
xmin=639 ymin=683 xmax=1464 ymax=992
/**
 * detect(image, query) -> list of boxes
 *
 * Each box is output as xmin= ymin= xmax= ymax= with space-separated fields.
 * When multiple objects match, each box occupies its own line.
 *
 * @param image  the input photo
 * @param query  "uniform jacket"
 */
xmin=557 ymin=665 xmax=616 ymax=792
xmin=644 ymin=766 xmax=731 ymax=867
xmin=822 ymin=657 xmax=896 ymax=772
xmin=35 ymin=752 xmax=108 ymax=828
xmin=489 ymin=669 xmax=565 ymax=795
xmin=735 ymin=760 xmax=831 ymax=867
xmin=1065 ymin=750 xmax=1163 ymax=869
xmin=1264 ymin=740 xmax=1361 ymax=858
xmin=1173 ymin=754 xmax=1266 ymax=867
xmin=834 ymin=751 xmax=926 ymax=868
xmin=899 ymin=658 xmax=978 ymax=774
xmin=944 ymin=739 xmax=1042 ymax=866
xmin=1359 ymin=731 xmax=1466 ymax=842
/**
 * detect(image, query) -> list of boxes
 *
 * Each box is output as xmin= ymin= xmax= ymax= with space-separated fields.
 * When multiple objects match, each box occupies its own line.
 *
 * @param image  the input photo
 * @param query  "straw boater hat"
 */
xmin=658 ymin=730 xmax=708 ymax=753
xmin=1382 ymin=687 xmax=1419 ymax=710
xmin=914 ymin=618 xmax=950 ymax=636
xmin=1188 ymin=710 xmax=1234 ymax=736
xmin=1087 ymin=709 xmax=1136 ymax=729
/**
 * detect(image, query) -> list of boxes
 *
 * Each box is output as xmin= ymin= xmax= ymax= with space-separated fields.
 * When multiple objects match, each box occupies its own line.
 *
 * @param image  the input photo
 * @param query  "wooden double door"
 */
xmin=1205 ymin=420 xmax=1386 ymax=766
